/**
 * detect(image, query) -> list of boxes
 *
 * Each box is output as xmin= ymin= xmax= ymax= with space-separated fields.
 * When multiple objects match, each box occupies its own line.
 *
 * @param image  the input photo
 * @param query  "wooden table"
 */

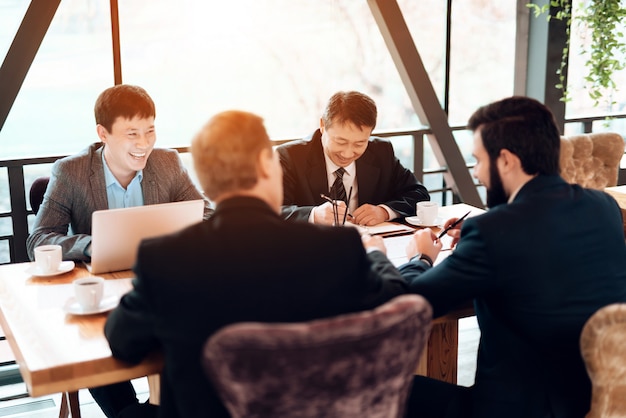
xmin=0 ymin=202 xmax=482 ymax=413
xmin=383 ymin=203 xmax=484 ymax=384
xmin=0 ymin=263 xmax=163 ymax=416
xmin=605 ymin=185 xmax=626 ymax=236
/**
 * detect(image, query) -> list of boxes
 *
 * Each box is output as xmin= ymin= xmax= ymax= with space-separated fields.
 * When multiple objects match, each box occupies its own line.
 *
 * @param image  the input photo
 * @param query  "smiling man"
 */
xmin=278 ymin=91 xmax=429 ymax=226
xmin=26 ymin=85 xmax=213 ymax=417
xmin=27 ymin=84 xmax=211 ymax=261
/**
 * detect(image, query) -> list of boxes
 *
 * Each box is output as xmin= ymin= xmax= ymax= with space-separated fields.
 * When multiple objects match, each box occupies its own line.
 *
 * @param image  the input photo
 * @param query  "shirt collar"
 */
xmin=323 ymin=154 xmax=356 ymax=178
xmin=102 ymin=151 xmax=143 ymax=188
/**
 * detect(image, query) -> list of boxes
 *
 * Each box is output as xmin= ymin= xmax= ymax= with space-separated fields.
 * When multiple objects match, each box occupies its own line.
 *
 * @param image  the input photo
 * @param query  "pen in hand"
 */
xmin=437 ymin=210 xmax=471 ymax=239
xmin=320 ymin=194 xmax=339 ymax=225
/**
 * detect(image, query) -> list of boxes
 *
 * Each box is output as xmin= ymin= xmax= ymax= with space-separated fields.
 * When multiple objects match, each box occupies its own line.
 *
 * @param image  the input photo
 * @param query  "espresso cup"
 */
xmin=73 ymin=277 xmax=105 ymax=311
xmin=34 ymin=244 xmax=62 ymax=274
xmin=416 ymin=201 xmax=439 ymax=225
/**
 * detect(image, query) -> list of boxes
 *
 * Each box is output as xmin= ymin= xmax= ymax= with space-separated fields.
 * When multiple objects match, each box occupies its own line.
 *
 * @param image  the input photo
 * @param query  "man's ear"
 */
xmin=319 ymin=117 xmax=325 ymax=133
xmin=96 ymin=124 xmax=108 ymax=142
xmin=498 ymin=149 xmax=521 ymax=173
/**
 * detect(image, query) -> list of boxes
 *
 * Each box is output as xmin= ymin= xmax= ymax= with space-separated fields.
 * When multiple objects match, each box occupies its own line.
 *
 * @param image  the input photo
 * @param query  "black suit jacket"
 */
xmin=105 ymin=196 xmax=409 ymax=418
xmin=400 ymin=175 xmax=626 ymax=418
xmin=277 ymin=130 xmax=429 ymax=221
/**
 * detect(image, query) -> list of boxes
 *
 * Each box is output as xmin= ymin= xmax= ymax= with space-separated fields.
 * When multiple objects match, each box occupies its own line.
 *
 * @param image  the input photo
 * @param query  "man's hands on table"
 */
xmin=405 ymin=215 xmax=466 ymax=263
xmin=313 ymin=201 xmax=391 ymax=226
xmin=312 ymin=201 xmax=350 ymax=225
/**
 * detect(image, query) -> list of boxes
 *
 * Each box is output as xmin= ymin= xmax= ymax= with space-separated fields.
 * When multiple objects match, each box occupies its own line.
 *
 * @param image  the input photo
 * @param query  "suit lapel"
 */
xmin=142 ymin=162 xmax=159 ymax=205
xmin=355 ymin=147 xmax=380 ymax=205
xmin=91 ymin=145 xmax=110 ymax=210
xmin=306 ymin=133 xmax=331 ymax=200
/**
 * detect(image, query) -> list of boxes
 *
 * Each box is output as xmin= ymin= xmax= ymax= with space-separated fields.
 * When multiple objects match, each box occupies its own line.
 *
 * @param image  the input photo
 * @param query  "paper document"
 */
xmin=345 ymin=221 xmax=415 ymax=236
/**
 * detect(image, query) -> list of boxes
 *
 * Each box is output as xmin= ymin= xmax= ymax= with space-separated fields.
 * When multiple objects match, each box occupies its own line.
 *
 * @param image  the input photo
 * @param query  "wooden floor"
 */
xmin=0 ymin=317 xmax=480 ymax=416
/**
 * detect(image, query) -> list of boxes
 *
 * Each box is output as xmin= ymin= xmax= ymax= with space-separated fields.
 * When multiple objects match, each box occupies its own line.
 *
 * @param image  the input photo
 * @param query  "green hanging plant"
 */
xmin=527 ymin=0 xmax=626 ymax=108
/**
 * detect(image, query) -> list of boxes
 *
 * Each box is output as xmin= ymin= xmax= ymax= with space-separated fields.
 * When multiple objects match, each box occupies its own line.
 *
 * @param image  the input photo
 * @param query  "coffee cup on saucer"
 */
xmin=416 ymin=201 xmax=439 ymax=225
xmin=34 ymin=244 xmax=62 ymax=274
xmin=73 ymin=277 xmax=105 ymax=311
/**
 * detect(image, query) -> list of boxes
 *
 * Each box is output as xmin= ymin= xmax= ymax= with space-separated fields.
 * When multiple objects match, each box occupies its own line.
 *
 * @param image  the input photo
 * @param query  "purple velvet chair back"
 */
xmin=202 ymin=294 xmax=433 ymax=418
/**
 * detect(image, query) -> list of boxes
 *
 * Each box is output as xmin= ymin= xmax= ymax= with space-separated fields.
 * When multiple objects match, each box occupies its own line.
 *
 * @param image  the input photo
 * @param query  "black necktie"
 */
xmin=330 ymin=168 xmax=347 ymax=203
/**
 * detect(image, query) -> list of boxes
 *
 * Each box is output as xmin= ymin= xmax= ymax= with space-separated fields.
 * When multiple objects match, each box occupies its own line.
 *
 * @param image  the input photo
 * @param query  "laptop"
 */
xmin=86 ymin=199 xmax=205 ymax=274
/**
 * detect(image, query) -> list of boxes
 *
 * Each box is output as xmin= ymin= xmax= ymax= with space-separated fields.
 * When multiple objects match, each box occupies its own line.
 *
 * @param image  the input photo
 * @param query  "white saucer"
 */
xmin=26 ymin=261 xmax=75 ymax=277
xmin=63 ymin=295 xmax=119 ymax=316
xmin=405 ymin=216 xmax=444 ymax=227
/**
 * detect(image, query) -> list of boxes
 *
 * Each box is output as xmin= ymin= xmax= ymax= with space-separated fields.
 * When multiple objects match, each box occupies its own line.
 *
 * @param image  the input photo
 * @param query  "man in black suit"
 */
xmin=400 ymin=96 xmax=626 ymax=418
xmin=278 ymin=91 xmax=429 ymax=226
xmin=104 ymin=110 xmax=409 ymax=418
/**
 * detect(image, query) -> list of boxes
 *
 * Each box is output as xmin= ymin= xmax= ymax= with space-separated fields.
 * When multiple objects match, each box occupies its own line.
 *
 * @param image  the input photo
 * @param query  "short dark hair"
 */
xmin=322 ymin=91 xmax=377 ymax=130
xmin=468 ymin=96 xmax=561 ymax=176
xmin=94 ymin=84 xmax=156 ymax=132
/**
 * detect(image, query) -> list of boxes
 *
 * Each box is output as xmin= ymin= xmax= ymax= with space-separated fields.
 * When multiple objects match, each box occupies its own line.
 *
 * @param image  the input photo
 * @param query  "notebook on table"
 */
xmin=86 ymin=199 xmax=205 ymax=274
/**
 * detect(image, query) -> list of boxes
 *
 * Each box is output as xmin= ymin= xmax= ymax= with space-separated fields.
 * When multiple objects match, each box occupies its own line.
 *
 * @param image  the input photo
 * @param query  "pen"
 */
xmin=342 ymin=186 xmax=353 ymax=225
xmin=437 ymin=210 xmax=471 ymax=239
xmin=320 ymin=194 xmax=338 ymax=225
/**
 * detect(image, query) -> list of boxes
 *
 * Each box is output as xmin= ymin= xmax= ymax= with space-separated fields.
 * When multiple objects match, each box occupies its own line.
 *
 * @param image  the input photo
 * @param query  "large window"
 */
xmin=1 ymin=0 xmax=517 ymax=162
xmin=0 ymin=0 xmax=113 ymax=159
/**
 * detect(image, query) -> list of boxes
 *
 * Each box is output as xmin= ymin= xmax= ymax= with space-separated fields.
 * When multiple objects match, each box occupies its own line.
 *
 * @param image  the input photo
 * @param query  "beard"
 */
xmin=486 ymin=159 xmax=508 ymax=208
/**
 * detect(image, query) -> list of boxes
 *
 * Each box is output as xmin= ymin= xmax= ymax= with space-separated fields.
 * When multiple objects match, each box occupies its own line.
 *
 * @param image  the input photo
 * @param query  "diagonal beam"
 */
xmin=0 ymin=0 xmax=61 ymax=132
xmin=367 ymin=0 xmax=483 ymax=208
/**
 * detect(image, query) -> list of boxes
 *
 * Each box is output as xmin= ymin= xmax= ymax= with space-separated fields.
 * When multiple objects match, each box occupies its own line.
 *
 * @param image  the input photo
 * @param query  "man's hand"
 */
xmin=313 ymin=201 xmax=349 ymax=225
xmin=405 ymin=229 xmax=442 ymax=263
xmin=352 ymin=204 xmax=388 ymax=226
xmin=441 ymin=217 xmax=464 ymax=248
xmin=361 ymin=234 xmax=386 ymax=255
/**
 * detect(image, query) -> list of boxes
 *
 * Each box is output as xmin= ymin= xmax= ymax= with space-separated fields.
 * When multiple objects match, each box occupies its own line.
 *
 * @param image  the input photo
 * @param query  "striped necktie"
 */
xmin=330 ymin=168 xmax=347 ymax=203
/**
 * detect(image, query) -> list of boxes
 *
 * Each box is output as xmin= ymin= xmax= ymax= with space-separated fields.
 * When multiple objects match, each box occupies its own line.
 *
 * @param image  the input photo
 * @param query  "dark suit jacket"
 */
xmin=277 ymin=130 xmax=429 ymax=221
xmin=105 ymin=196 xmax=409 ymax=418
xmin=399 ymin=175 xmax=626 ymax=418
xmin=26 ymin=142 xmax=212 ymax=261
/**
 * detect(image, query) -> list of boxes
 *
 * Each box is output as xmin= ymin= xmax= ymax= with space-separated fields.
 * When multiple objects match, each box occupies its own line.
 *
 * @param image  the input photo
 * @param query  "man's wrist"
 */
xmin=409 ymin=253 xmax=433 ymax=267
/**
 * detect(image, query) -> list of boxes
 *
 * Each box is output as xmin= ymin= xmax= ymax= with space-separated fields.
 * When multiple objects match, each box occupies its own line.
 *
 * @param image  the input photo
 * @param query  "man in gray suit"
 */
xmin=26 ymin=84 xmax=212 ymax=417
xmin=26 ymin=84 xmax=211 ymax=261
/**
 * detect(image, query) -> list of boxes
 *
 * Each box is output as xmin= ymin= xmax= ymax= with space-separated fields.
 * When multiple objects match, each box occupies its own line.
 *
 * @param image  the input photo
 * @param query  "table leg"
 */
xmin=58 ymin=393 xmax=68 ymax=418
xmin=415 ymin=319 xmax=458 ymax=384
xmin=58 ymin=391 xmax=81 ymax=418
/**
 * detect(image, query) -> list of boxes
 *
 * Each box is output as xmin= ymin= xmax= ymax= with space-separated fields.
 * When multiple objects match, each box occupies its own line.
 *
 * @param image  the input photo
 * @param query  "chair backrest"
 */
xmin=580 ymin=303 xmax=626 ymax=418
xmin=202 ymin=294 xmax=433 ymax=418
xmin=560 ymin=133 xmax=625 ymax=190
xmin=29 ymin=176 xmax=50 ymax=215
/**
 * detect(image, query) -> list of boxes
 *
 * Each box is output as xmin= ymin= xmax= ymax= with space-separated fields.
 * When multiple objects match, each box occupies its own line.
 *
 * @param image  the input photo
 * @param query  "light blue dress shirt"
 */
xmin=102 ymin=153 xmax=144 ymax=209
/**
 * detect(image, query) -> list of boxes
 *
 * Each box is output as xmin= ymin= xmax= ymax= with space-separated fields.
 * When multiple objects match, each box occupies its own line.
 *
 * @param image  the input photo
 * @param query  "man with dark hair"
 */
xmin=104 ymin=110 xmax=409 ymax=417
xmin=400 ymin=96 xmax=626 ymax=418
xmin=278 ymin=91 xmax=429 ymax=226
xmin=26 ymin=84 xmax=212 ymax=417
xmin=27 ymin=84 xmax=212 ymax=260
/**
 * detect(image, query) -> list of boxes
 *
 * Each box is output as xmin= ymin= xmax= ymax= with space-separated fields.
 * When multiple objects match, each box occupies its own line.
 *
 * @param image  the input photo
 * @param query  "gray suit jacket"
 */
xmin=26 ymin=142 xmax=212 ymax=261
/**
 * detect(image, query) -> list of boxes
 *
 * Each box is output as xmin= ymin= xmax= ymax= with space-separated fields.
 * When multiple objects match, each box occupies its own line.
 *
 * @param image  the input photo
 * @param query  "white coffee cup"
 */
xmin=34 ymin=244 xmax=62 ymax=274
xmin=416 ymin=201 xmax=439 ymax=225
xmin=73 ymin=277 xmax=105 ymax=311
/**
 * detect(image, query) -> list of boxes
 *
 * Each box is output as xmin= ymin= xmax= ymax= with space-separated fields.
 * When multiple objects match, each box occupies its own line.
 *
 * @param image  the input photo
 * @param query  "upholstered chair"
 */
xmin=580 ymin=303 xmax=626 ymax=418
xmin=29 ymin=176 xmax=50 ymax=214
xmin=560 ymin=133 xmax=624 ymax=190
xmin=202 ymin=294 xmax=433 ymax=418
